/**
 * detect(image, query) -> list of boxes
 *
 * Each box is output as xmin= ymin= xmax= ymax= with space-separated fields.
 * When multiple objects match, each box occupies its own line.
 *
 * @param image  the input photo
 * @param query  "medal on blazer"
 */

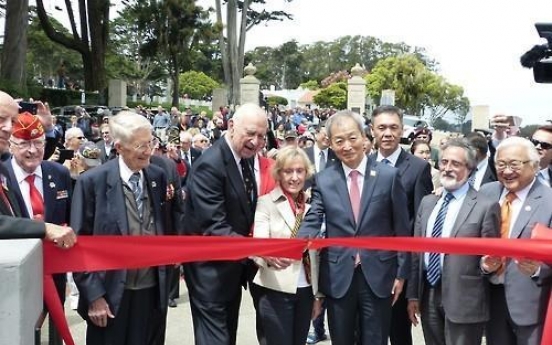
xmin=166 ymin=183 xmax=175 ymax=201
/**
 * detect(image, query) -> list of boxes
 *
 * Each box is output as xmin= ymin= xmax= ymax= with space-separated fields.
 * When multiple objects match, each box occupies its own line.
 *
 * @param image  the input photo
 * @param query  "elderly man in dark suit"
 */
xmin=369 ymin=105 xmax=433 ymax=345
xmin=479 ymin=136 xmax=552 ymax=345
xmin=6 ymin=112 xmax=73 ymax=345
xmin=407 ymin=138 xmax=500 ymax=345
xmin=0 ymin=90 xmax=74 ymax=245
xmin=183 ymin=103 xmax=268 ymax=345
xmin=298 ymin=110 xmax=410 ymax=345
xmin=72 ymin=111 xmax=169 ymax=345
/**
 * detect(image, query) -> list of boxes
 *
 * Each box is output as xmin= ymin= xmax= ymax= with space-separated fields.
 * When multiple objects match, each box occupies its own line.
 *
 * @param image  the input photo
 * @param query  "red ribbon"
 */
xmin=43 ymin=224 xmax=552 ymax=345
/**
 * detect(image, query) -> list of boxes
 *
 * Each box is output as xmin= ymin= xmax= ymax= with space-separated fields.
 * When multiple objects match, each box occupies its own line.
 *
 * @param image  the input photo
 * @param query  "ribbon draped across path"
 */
xmin=43 ymin=224 xmax=552 ymax=345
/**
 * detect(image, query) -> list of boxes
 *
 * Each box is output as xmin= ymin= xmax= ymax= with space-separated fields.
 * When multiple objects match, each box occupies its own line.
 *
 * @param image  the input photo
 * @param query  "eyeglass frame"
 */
xmin=133 ymin=139 xmax=156 ymax=153
xmin=10 ymin=139 xmax=47 ymax=150
xmin=495 ymin=160 xmax=532 ymax=171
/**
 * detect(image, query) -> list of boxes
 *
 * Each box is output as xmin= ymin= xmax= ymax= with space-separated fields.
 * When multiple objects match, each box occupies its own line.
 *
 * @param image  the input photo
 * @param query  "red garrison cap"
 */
xmin=12 ymin=112 xmax=44 ymax=140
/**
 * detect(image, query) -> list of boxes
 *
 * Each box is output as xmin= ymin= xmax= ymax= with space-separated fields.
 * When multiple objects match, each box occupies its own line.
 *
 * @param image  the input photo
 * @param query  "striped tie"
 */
xmin=427 ymin=192 xmax=454 ymax=286
xmin=129 ymin=172 xmax=143 ymax=219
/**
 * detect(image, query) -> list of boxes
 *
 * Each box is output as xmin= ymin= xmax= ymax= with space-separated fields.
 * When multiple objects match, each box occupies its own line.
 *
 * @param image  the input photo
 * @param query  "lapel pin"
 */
xmin=152 ymin=181 xmax=157 ymax=188
xmin=525 ymin=205 xmax=532 ymax=212
xmin=370 ymin=170 xmax=377 ymax=177
xmin=48 ymin=175 xmax=52 ymax=180
xmin=49 ymin=182 xmax=56 ymax=189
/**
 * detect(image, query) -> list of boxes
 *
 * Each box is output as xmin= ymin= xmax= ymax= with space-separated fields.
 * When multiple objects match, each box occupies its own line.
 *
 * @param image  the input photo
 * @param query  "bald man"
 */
xmin=183 ymin=104 xmax=268 ymax=345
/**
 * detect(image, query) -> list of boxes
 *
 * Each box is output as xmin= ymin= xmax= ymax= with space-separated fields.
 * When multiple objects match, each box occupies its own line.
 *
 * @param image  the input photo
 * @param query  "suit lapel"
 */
xmin=356 ymin=163 xmax=377 ymax=230
xmin=511 ymin=183 xmax=542 ymax=239
xmin=274 ymin=192 xmax=295 ymax=232
xmin=395 ymin=149 xmax=410 ymax=175
xmin=144 ymin=167 xmax=163 ymax=235
xmin=420 ymin=195 xmax=439 ymax=237
xmin=4 ymin=160 xmax=29 ymax=218
xmin=450 ymin=188 xmax=477 ymax=238
xmin=106 ymin=161 xmax=128 ymax=235
xmin=41 ymin=164 xmax=57 ymax=222
xmin=221 ymin=139 xmax=252 ymax=219
xmin=333 ymin=165 xmax=356 ymax=230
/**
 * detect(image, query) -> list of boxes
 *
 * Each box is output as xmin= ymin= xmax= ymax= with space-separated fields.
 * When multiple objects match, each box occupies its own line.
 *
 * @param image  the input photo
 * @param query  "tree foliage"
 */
xmin=366 ymin=55 xmax=469 ymax=121
xmin=215 ymin=0 xmax=293 ymax=105
xmin=126 ymin=0 xmax=217 ymax=106
xmin=179 ymin=71 xmax=219 ymax=99
xmin=313 ymin=82 xmax=347 ymax=109
xmin=266 ymin=95 xmax=288 ymax=106
xmin=36 ymin=0 xmax=110 ymax=95
xmin=299 ymin=80 xmax=319 ymax=90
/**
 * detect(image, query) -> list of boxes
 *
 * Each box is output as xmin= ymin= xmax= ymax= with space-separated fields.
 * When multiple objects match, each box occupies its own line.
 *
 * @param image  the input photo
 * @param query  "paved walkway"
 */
xmin=42 ymin=281 xmax=428 ymax=344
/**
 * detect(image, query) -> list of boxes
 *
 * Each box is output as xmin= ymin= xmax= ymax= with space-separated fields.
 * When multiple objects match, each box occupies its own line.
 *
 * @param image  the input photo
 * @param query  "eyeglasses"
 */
xmin=72 ymin=136 xmax=86 ymax=140
xmin=495 ymin=160 xmax=531 ymax=171
xmin=530 ymin=138 xmax=552 ymax=150
xmin=10 ymin=140 xmax=46 ymax=150
xmin=133 ymin=139 xmax=156 ymax=153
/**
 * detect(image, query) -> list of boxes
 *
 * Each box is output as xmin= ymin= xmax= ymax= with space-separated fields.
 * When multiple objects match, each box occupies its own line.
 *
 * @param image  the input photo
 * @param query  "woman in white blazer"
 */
xmin=252 ymin=146 xmax=323 ymax=345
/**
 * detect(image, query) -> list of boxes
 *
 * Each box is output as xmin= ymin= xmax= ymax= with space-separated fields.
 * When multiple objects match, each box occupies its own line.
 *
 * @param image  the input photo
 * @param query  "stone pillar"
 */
xmin=380 ymin=89 xmax=396 ymax=106
xmin=108 ymin=79 xmax=127 ymax=107
xmin=347 ymin=64 xmax=366 ymax=114
xmin=212 ymin=88 xmax=228 ymax=113
xmin=0 ymin=239 xmax=42 ymax=345
xmin=471 ymin=105 xmax=490 ymax=132
xmin=240 ymin=63 xmax=260 ymax=106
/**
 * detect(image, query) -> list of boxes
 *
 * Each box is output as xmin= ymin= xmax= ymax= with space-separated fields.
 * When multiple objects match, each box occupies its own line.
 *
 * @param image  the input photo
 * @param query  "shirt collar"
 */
xmin=118 ymin=156 xmax=142 ymax=185
xmin=376 ymin=146 xmax=402 ymax=166
xmin=225 ymin=133 xmax=242 ymax=168
xmin=444 ymin=181 xmax=470 ymax=200
xmin=341 ymin=155 xmax=368 ymax=178
xmin=11 ymin=159 xmax=42 ymax=184
xmin=500 ymin=178 xmax=536 ymax=203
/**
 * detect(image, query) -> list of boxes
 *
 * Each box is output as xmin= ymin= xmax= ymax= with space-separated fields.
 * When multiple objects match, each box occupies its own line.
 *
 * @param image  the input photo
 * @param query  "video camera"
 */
xmin=521 ymin=23 xmax=552 ymax=83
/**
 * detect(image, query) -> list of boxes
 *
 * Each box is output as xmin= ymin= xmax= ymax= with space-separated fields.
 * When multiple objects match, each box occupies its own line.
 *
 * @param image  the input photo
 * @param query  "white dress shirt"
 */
xmin=11 ymin=160 xmax=44 ymax=218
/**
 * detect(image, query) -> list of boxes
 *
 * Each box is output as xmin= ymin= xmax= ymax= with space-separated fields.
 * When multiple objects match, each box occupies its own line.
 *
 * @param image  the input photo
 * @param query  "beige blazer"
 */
xmin=252 ymin=186 xmax=320 ymax=295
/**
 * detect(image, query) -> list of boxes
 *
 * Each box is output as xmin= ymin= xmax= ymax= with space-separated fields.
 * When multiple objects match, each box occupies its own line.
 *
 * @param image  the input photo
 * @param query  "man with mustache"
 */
xmin=407 ymin=138 xmax=500 ymax=345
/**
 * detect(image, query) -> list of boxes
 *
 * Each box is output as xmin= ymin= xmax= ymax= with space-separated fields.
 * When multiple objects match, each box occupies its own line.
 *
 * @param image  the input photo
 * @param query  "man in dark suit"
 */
xmin=72 ymin=111 xmax=169 ymax=345
xmin=530 ymin=124 xmax=552 ymax=188
xmin=183 ymin=103 xmax=268 ymax=345
xmin=298 ymin=110 xmax=410 ymax=345
xmin=479 ymin=136 xmax=552 ymax=345
xmin=0 ymin=90 xmax=75 ymax=245
xmin=6 ymin=112 xmax=73 ymax=345
xmin=95 ymin=123 xmax=116 ymax=163
xmin=179 ymin=131 xmax=202 ymax=168
xmin=466 ymin=132 xmax=497 ymax=190
xmin=407 ymin=138 xmax=500 ymax=345
xmin=369 ymin=105 xmax=433 ymax=345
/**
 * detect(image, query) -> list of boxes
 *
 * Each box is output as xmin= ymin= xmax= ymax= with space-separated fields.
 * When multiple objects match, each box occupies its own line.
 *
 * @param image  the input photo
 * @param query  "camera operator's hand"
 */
xmin=36 ymin=101 xmax=55 ymax=131
xmin=166 ymin=143 xmax=179 ymax=160
xmin=490 ymin=114 xmax=511 ymax=140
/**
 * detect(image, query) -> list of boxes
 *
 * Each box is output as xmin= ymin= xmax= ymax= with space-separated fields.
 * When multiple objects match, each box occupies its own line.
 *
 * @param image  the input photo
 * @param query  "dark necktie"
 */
xmin=129 ymin=172 xmax=144 ymax=219
xmin=183 ymin=151 xmax=190 ymax=165
xmin=427 ymin=192 xmax=454 ymax=286
xmin=318 ymin=151 xmax=326 ymax=171
xmin=381 ymin=158 xmax=391 ymax=166
xmin=25 ymin=174 xmax=44 ymax=220
xmin=240 ymin=159 xmax=256 ymax=212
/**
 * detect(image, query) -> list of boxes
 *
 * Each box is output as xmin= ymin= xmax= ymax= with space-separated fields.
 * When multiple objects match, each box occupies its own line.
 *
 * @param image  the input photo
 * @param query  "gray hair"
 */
xmin=109 ymin=111 xmax=152 ymax=145
xmin=325 ymin=110 xmax=365 ymax=141
xmin=495 ymin=136 xmax=540 ymax=169
xmin=440 ymin=138 xmax=477 ymax=171
xmin=64 ymin=127 xmax=84 ymax=142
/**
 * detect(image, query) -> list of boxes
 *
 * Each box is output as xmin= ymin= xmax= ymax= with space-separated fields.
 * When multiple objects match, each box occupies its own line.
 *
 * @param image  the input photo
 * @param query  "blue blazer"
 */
xmin=6 ymin=159 xmax=72 ymax=225
xmin=71 ymin=159 xmax=169 ymax=319
xmin=298 ymin=157 xmax=410 ymax=299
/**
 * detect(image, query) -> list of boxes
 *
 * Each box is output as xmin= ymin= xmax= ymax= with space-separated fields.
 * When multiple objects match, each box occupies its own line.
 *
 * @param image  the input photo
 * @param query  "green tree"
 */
xmin=1 ymin=0 xmax=29 ymax=91
xmin=266 ymin=95 xmax=288 ymax=106
xmin=366 ymin=54 xmax=468 ymax=120
xmin=36 ymin=0 xmax=110 ymax=94
xmin=179 ymin=71 xmax=219 ymax=99
xmin=313 ymin=82 xmax=347 ymax=109
xmin=300 ymin=80 xmax=319 ymax=90
xmin=215 ymin=0 xmax=293 ymax=105
xmin=27 ymin=16 xmax=81 ymax=84
xmin=432 ymin=117 xmax=451 ymax=131
xmin=128 ymin=0 xmax=216 ymax=106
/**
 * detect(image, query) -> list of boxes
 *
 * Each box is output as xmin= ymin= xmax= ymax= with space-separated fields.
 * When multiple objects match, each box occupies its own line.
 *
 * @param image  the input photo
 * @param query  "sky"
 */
xmin=230 ymin=0 xmax=552 ymax=125
xmin=41 ymin=0 xmax=552 ymax=125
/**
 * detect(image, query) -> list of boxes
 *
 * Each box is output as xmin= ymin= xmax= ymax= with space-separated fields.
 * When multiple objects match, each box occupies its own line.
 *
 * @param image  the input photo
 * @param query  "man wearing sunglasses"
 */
xmin=530 ymin=124 xmax=552 ymax=187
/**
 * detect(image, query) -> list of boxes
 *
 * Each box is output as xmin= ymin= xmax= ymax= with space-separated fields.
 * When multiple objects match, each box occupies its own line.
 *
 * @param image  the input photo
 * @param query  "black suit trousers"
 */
xmin=327 ymin=266 xmax=392 ymax=345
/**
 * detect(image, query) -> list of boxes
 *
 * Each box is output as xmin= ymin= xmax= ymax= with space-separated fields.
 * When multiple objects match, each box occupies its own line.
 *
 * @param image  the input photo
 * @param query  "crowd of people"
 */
xmin=0 ymin=89 xmax=551 ymax=345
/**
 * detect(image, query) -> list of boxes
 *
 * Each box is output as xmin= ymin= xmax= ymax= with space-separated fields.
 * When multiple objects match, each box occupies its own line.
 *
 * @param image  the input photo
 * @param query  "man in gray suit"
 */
xmin=298 ymin=110 xmax=410 ymax=345
xmin=407 ymin=138 xmax=500 ymax=345
xmin=479 ymin=136 xmax=552 ymax=345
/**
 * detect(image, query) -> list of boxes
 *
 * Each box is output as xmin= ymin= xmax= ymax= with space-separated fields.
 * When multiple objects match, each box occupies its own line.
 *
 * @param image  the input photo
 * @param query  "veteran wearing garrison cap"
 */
xmin=4 ymin=111 xmax=73 ymax=345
